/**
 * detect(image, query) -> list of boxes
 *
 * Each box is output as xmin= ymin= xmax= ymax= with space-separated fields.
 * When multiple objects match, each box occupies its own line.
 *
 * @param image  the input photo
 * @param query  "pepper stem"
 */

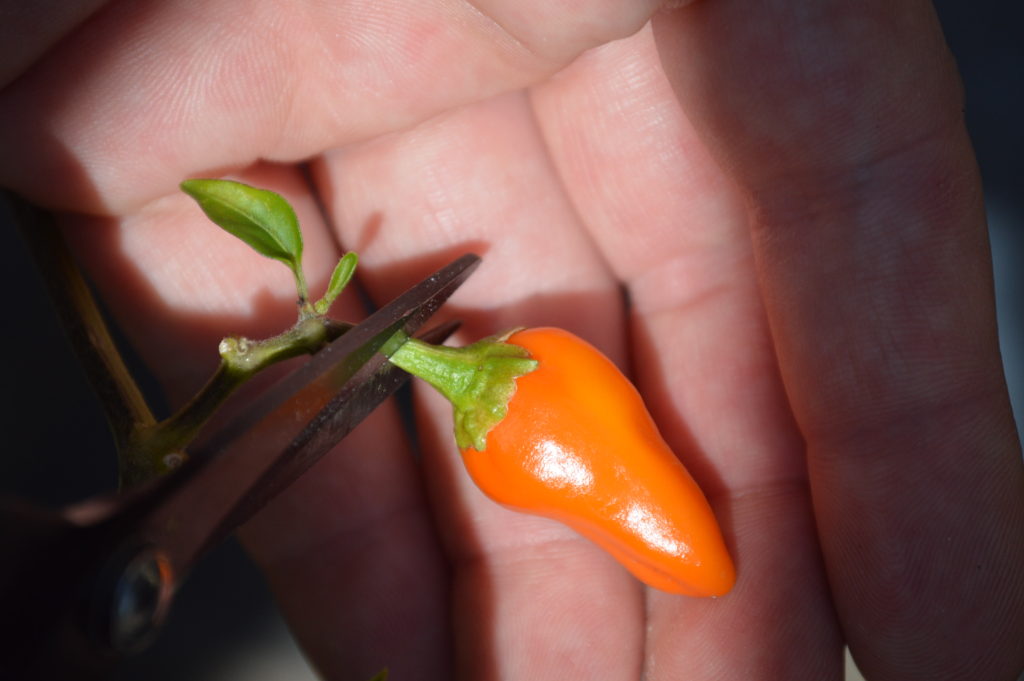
xmin=387 ymin=332 xmax=537 ymax=451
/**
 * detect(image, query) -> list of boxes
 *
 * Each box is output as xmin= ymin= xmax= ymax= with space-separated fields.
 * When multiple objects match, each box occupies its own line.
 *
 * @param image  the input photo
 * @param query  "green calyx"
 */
xmin=387 ymin=331 xmax=538 ymax=451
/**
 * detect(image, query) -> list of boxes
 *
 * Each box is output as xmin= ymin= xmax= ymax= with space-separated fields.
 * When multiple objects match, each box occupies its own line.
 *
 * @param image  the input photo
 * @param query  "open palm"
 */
xmin=2 ymin=1 xmax=1021 ymax=680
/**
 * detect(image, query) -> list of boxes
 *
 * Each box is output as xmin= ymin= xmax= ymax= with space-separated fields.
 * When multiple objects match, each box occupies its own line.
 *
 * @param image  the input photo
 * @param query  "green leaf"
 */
xmin=181 ymin=178 xmax=304 ymax=276
xmin=367 ymin=669 xmax=388 ymax=681
xmin=314 ymin=251 xmax=359 ymax=315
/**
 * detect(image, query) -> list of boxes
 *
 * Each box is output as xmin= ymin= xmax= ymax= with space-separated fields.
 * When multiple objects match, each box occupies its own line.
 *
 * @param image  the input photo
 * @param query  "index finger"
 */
xmin=653 ymin=1 xmax=1024 ymax=679
xmin=0 ymin=0 xmax=662 ymax=216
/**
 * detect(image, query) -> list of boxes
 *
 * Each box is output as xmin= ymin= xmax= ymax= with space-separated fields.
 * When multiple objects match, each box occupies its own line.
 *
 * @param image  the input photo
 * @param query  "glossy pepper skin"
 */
xmin=459 ymin=328 xmax=735 ymax=597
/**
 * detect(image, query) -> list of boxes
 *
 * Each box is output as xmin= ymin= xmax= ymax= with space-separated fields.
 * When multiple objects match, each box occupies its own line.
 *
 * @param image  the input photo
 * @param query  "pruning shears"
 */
xmin=0 ymin=218 xmax=479 ymax=679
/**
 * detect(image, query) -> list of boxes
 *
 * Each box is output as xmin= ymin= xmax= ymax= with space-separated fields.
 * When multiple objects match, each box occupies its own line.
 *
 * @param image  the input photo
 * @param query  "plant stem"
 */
xmin=120 ymin=317 xmax=352 ymax=485
xmin=294 ymin=267 xmax=314 ymax=319
xmin=8 ymin=194 xmax=156 ymax=455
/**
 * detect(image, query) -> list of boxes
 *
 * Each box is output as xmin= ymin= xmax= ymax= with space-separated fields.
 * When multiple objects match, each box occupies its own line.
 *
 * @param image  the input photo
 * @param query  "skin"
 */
xmin=1 ymin=1 xmax=1022 ymax=680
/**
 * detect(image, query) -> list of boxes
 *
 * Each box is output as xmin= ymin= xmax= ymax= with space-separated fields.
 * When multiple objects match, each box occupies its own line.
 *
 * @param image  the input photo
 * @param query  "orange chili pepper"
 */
xmin=389 ymin=327 xmax=735 ymax=597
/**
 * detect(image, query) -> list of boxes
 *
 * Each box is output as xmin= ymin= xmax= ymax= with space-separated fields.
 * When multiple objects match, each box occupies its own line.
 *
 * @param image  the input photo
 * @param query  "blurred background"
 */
xmin=1 ymin=2 xmax=1020 ymax=679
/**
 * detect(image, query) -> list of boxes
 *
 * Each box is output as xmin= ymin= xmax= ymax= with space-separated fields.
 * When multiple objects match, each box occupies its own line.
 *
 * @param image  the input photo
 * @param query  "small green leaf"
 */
xmin=314 ymin=251 xmax=359 ymax=315
xmin=181 ymin=177 xmax=304 ymax=276
xmin=367 ymin=669 xmax=388 ymax=681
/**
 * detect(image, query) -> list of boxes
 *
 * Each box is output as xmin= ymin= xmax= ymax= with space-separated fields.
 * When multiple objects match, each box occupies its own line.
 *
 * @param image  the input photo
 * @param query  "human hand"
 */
xmin=2 ymin=1 xmax=1021 ymax=680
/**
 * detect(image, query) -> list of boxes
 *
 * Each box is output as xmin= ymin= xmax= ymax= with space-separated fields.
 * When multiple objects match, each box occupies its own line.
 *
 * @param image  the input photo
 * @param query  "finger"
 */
xmin=0 ymin=0 xmax=663 ymax=215
xmin=314 ymin=91 xmax=645 ymax=680
xmin=653 ymin=3 xmax=1024 ymax=680
xmin=531 ymin=25 xmax=841 ymax=679
xmin=237 ymin=407 xmax=452 ymax=681
xmin=65 ymin=164 xmax=452 ymax=680
xmin=0 ymin=0 xmax=108 ymax=87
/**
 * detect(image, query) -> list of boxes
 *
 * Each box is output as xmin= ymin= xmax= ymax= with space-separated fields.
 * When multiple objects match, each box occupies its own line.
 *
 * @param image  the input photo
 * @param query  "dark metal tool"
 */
xmin=0 ymin=250 xmax=480 ymax=680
